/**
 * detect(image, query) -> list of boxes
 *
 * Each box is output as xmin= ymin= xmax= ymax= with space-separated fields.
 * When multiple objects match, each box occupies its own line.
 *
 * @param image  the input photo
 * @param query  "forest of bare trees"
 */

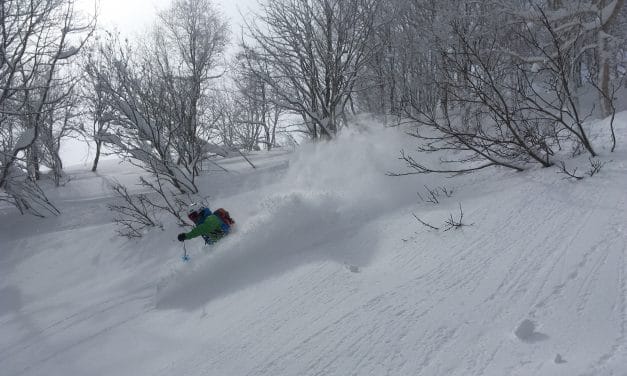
xmin=1 ymin=0 xmax=625 ymax=231
xmin=0 ymin=0 xmax=94 ymax=215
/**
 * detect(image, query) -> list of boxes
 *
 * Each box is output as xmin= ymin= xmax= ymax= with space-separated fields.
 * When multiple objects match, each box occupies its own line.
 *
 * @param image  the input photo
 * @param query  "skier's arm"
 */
xmin=184 ymin=220 xmax=220 ymax=240
xmin=184 ymin=224 xmax=207 ymax=240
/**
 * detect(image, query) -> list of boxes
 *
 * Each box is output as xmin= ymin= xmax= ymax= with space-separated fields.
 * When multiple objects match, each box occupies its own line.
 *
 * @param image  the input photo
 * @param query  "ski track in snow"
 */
xmin=2 ymin=126 xmax=627 ymax=376
xmin=586 ymin=193 xmax=627 ymax=375
xmin=3 ymin=295 xmax=153 ymax=376
xmin=193 ymin=167 xmax=627 ymax=376
xmin=149 ymin=167 xmax=627 ymax=376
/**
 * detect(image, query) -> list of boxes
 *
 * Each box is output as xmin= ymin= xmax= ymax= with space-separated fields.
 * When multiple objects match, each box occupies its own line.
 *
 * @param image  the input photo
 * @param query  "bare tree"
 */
xmin=39 ymin=87 xmax=82 ymax=186
xmin=0 ymin=0 xmax=94 ymax=215
xmin=208 ymin=89 xmax=241 ymax=149
xmin=155 ymin=0 xmax=229 ymax=171
xmin=395 ymin=1 xmax=623 ymax=176
xmin=242 ymin=0 xmax=379 ymax=139
xmin=232 ymin=55 xmax=284 ymax=151
xmin=89 ymin=0 xmax=229 ymax=194
xmin=402 ymin=20 xmax=555 ymax=174
xmin=83 ymin=0 xmax=230 ymax=236
xmin=81 ymin=33 xmax=119 ymax=172
xmin=356 ymin=0 xmax=443 ymax=119
xmin=90 ymin=38 xmax=200 ymax=194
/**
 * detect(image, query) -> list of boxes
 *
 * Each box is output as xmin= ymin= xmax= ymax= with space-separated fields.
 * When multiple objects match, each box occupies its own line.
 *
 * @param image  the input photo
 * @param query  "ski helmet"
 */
xmin=187 ymin=203 xmax=204 ymax=221
xmin=187 ymin=202 xmax=201 ymax=215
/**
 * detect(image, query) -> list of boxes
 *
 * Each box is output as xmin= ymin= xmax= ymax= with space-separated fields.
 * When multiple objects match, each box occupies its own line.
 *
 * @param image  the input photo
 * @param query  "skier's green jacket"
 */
xmin=183 ymin=214 xmax=226 ymax=243
xmin=178 ymin=207 xmax=231 ymax=244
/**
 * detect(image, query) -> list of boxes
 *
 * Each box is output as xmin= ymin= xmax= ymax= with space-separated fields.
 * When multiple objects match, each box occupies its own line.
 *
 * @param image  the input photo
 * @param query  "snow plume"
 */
xmin=280 ymin=122 xmax=424 ymax=212
xmin=156 ymin=121 xmax=426 ymax=308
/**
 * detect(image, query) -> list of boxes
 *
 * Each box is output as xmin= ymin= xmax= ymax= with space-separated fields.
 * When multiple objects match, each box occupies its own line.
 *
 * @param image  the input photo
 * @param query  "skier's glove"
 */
xmin=177 ymin=233 xmax=186 ymax=242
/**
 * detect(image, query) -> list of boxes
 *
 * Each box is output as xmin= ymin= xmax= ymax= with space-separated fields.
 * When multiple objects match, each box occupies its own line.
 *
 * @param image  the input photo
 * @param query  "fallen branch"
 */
xmin=557 ymin=161 xmax=584 ymax=180
xmin=412 ymin=212 xmax=440 ymax=230
xmin=586 ymin=157 xmax=607 ymax=177
xmin=443 ymin=203 xmax=472 ymax=231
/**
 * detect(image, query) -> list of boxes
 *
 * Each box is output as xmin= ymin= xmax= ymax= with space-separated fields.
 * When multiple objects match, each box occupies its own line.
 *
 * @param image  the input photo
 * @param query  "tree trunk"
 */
xmin=599 ymin=58 xmax=612 ymax=117
xmin=53 ymin=152 xmax=63 ymax=186
xmin=92 ymin=140 xmax=102 ymax=172
xmin=29 ymin=143 xmax=41 ymax=181
xmin=598 ymin=0 xmax=625 ymax=116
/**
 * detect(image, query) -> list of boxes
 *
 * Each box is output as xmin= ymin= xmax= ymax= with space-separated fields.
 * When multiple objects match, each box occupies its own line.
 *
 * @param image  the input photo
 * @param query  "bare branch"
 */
xmin=443 ymin=203 xmax=472 ymax=232
xmin=557 ymin=161 xmax=584 ymax=180
xmin=412 ymin=212 xmax=440 ymax=231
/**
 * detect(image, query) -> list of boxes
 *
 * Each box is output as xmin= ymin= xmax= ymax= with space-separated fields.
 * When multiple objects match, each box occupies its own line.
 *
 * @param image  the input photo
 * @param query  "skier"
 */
xmin=177 ymin=203 xmax=234 ymax=244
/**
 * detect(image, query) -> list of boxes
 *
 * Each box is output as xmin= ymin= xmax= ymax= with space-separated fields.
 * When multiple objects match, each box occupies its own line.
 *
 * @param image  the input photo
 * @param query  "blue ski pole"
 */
xmin=182 ymin=242 xmax=190 ymax=261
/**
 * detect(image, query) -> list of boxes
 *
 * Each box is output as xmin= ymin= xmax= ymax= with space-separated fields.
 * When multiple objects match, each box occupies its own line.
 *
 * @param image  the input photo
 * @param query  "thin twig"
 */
xmin=412 ymin=212 xmax=440 ymax=230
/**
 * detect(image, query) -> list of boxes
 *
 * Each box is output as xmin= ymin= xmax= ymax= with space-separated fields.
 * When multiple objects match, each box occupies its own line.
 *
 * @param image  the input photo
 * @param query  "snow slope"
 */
xmin=1 ymin=118 xmax=626 ymax=376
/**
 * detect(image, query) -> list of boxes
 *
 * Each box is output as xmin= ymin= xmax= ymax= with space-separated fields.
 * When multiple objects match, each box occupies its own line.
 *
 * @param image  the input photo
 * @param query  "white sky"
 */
xmin=77 ymin=0 xmax=257 ymax=38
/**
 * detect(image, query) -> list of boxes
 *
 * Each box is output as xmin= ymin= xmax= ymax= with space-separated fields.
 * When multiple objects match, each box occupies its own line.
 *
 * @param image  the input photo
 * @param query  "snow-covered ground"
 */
xmin=1 ymin=117 xmax=626 ymax=376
